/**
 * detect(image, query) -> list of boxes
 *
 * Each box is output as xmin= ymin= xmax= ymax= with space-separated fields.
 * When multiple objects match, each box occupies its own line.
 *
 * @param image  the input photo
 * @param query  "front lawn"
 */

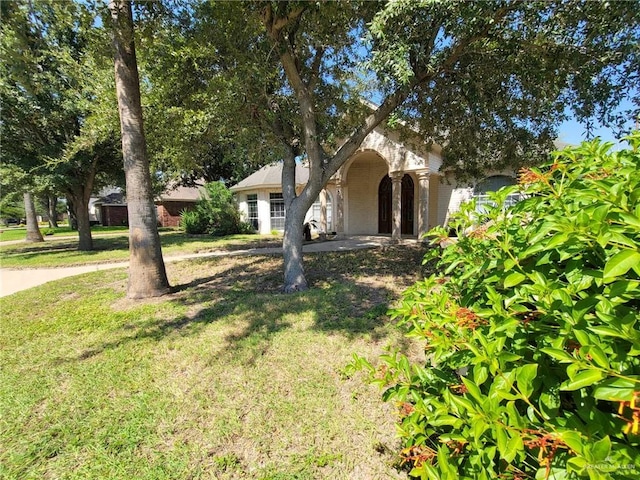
xmin=0 ymin=246 xmax=427 ymax=480
xmin=0 ymin=232 xmax=281 ymax=268
xmin=0 ymin=225 xmax=130 ymax=243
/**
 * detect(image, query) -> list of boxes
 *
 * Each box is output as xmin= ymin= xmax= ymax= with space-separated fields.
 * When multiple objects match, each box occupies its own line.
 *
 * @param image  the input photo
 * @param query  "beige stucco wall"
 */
xmin=356 ymin=126 xmax=443 ymax=174
xmin=435 ymin=169 xmax=518 ymax=228
xmin=428 ymin=175 xmax=440 ymax=230
xmin=236 ymin=188 xmax=324 ymax=235
xmin=236 ymin=189 xmax=276 ymax=235
xmin=344 ymin=152 xmax=388 ymax=234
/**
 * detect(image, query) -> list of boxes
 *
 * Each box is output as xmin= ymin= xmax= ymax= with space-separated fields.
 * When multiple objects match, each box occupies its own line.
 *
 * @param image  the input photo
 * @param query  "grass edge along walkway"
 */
xmin=0 ymin=236 xmax=401 ymax=297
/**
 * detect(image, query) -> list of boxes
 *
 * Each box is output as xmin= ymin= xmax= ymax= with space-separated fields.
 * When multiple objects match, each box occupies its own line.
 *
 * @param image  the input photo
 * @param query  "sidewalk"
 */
xmin=0 ymin=236 xmax=394 ymax=297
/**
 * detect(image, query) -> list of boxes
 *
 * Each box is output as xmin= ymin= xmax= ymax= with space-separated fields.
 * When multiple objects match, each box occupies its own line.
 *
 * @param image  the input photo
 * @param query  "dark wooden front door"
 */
xmin=378 ymin=176 xmax=392 ymax=234
xmin=401 ymin=174 xmax=414 ymax=235
xmin=378 ymin=174 xmax=414 ymax=235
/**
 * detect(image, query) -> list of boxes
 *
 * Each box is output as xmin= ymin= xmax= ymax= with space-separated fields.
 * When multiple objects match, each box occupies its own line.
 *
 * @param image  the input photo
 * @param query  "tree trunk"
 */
xmin=67 ymin=197 xmax=78 ymax=230
xmin=110 ymin=0 xmax=169 ymax=299
xmin=24 ymin=192 xmax=44 ymax=242
xmin=47 ymin=195 xmax=59 ymax=228
xmin=267 ymin=10 xmax=415 ymax=293
xmin=282 ymin=203 xmax=308 ymax=292
xmin=69 ymin=189 xmax=93 ymax=251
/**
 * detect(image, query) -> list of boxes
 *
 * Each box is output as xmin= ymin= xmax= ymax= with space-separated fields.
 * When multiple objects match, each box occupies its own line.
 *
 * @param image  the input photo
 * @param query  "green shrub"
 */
xmin=350 ymin=133 xmax=640 ymax=478
xmin=180 ymin=209 xmax=208 ymax=234
xmin=179 ymin=182 xmax=252 ymax=236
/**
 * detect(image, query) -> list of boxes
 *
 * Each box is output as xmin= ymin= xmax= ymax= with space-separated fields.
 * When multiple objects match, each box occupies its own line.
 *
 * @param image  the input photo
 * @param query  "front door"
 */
xmin=378 ymin=174 xmax=414 ymax=235
xmin=401 ymin=174 xmax=414 ymax=235
xmin=378 ymin=176 xmax=392 ymax=234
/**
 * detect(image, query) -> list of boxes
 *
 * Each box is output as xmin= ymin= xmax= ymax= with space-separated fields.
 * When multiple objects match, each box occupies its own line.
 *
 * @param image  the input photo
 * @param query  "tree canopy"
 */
xmin=152 ymin=0 xmax=639 ymax=179
xmin=367 ymin=0 xmax=640 ymax=177
xmin=0 ymin=0 xmax=123 ymax=248
xmin=165 ymin=0 xmax=638 ymax=291
xmin=2 ymin=0 xmax=637 ymax=290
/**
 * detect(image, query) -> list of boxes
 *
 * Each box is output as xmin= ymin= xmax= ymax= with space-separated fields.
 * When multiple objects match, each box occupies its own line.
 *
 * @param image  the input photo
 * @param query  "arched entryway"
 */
xmin=378 ymin=174 xmax=414 ymax=235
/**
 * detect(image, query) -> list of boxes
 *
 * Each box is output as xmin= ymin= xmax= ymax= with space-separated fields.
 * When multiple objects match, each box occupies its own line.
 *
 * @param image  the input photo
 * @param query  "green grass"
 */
xmin=0 ymin=246 xmax=427 ymax=479
xmin=0 ymin=232 xmax=281 ymax=268
xmin=0 ymin=225 xmax=130 ymax=242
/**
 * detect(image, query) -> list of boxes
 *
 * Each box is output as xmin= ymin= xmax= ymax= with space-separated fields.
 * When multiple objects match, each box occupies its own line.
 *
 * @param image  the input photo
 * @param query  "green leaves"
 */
xmin=560 ymin=369 xmax=606 ymax=391
xmin=504 ymin=271 xmax=526 ymax=288
xmin=604 ymin=250 xmax=640 ymax=280
xmin=516 ymin=364 xmax=538 ymax=398
xmin=361 ymin=135 xmax=640 ymax=478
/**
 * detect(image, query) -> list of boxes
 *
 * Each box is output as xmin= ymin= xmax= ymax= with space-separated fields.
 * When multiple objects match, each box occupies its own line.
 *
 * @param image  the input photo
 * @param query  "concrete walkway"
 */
xmin=0 ymin=236 xmax=395 ymax=297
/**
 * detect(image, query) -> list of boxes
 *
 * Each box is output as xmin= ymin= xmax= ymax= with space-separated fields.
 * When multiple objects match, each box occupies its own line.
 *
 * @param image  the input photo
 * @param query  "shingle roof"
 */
xmin=159 ymin=184 xmax=205 ymax=202
xmin=230 ymin=163 xmax=309 ymax=192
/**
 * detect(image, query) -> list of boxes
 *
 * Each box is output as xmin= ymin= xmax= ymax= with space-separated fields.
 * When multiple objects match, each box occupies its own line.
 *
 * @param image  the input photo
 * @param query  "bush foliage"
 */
xmin=180 ymin=182 xmax=253 ymax=235
xmin=351 ymin=134 xmax=640 ymax=479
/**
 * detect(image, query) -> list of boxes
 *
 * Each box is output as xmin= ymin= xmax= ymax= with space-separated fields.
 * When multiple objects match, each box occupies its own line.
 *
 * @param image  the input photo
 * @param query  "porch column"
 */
xmin=335 ymin=180 xmax=344 ymax=235
xmin=391 ymin=172 xmax=402 ymax=242
xmin=417 ymin=170 xmax=430 ymax=240
xmin=319 ymin=188 xmax=327 ymax=238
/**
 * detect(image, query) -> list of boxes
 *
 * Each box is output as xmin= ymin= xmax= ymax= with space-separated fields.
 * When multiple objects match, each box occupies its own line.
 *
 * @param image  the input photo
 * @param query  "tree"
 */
xmin=23 ymin=192 xmax=44 ymax=242
xmin=0 ymin=1 xmax=57 ymax=243
xmin=54 ymin=136 xmax=123 ymax=250
xmin=0 ymin=0 xmax=124 ymax=249
xmin=137 ymin=3 xmax=279 ymax=190
xmin=195 ymin=0 xmax=638 ymax=292
xmin=109 ymin=1 xmax=637 ymax=291
xmin=109 ymin=0 xmax=170 ymax=299
xmin=39 ymin=193 xmax=59 ymax=228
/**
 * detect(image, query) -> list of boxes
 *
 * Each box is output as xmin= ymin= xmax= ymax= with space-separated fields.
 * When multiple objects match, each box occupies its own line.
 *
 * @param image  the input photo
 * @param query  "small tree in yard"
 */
xmin=350 ymin=133 xmax=640 ymax=478
xmin=180 ymin=182 xmax=250 ymax=236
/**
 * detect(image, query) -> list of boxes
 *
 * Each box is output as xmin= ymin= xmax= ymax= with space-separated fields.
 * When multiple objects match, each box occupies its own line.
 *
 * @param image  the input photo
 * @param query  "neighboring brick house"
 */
xmin=155 ymin=185 xmax=204 ymax=227
xmin=95 ymin=185 xmax=205 ymax=228
xmin=230 ymin=124 xmax=518 ymax=240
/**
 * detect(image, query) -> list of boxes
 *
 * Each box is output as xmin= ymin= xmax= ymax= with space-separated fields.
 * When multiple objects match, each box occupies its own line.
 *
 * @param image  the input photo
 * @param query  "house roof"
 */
xmin=158 ymin=184 xmax=205 ymax=202
xmin=96 ymin=192 xmax=125 ymax=205
xmin=93 ymin=184 xmax=205 ymax=206
xmin=230 ymin=163 xmax=310 ymax=192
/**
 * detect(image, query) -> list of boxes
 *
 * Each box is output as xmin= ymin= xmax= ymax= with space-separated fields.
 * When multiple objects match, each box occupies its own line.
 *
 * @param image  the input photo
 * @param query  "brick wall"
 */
xmin=100 ymin=205 xmax=128 ymax=226
xmin=156 ymin=201 xmax=196 ymax=227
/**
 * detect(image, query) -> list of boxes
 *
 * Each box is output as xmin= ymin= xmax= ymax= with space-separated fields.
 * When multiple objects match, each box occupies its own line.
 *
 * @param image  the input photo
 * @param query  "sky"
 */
xmin=558 ymin=119 xmax=618 ymax=146
xmin=557 ymin=99 xmax=638 ymax=147
xmin=557 ymin=117 xmax=634 ymax=147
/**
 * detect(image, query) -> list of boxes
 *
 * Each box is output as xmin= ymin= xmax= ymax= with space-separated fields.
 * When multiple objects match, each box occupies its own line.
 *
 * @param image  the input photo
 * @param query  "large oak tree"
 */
xmin=184 ymin=0 xmax=638 ymax=292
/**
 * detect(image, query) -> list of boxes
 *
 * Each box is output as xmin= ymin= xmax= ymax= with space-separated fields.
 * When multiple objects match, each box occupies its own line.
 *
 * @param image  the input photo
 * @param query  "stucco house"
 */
xmin=230 ymin=124 xmax=519 ymax=240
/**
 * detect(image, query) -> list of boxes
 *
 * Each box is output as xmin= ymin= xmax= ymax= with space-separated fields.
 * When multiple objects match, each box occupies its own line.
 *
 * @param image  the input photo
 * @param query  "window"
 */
xmin=270 ymin=193 xmax=285 ymax=230
xmin=247 ymin=194 xmax=258 ymax=230
xmin=309 ymin=192 xmax=333 ymax=232
xmin=474 ymin=175 xmax=520 ymax=211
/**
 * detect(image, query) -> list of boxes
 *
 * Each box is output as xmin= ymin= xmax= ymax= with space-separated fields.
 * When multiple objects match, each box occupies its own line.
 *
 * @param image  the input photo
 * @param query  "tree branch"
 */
xmin=323 ymin=85 xmax=416 ymax=184
xmin=437 ymin=5 xmax=513 ymax=78
xmin=279 ymin=42 xmax=325 ymax=180
xmin=307 ymin=45 xmax=325 ymax=91
xmin=322 ymin=7 xmax=514 ymax=183
xmin=262 ymin=3 xmax=305 ymax=41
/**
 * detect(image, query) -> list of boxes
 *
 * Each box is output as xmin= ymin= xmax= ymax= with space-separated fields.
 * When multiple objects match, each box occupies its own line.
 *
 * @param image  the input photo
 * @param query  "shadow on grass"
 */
xmin=62 ymin=246 xmax=428 ymax=363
